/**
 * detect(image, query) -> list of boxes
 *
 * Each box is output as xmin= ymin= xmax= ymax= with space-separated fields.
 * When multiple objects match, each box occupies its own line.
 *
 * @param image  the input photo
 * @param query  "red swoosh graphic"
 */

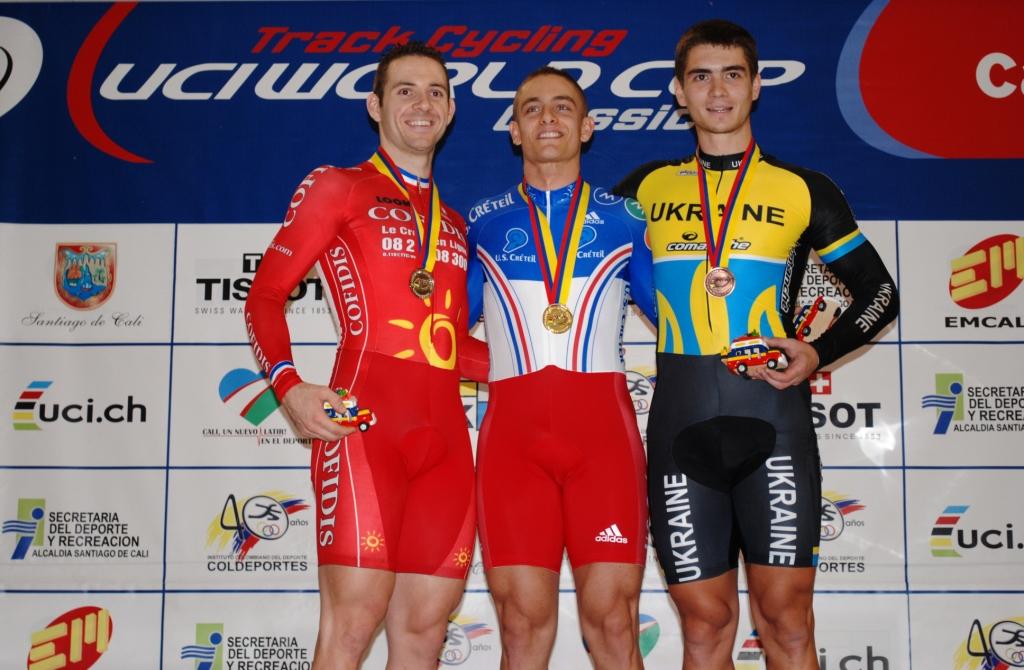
xmin=67 ymin=2 xmax=153 ymax=164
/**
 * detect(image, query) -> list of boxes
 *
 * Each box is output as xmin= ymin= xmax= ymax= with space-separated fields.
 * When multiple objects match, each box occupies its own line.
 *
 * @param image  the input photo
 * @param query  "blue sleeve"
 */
xmin=623 ymin=198 xmax=657 ymax=325
xmin=466 ymin=218 xmax=485 ymax=325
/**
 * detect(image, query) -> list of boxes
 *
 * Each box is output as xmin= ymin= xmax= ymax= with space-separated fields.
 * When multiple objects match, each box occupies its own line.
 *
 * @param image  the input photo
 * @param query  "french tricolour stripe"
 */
xmin=269 ymin=361 xmax=295 ymax=385
xmin=480 ymin=249 xmax=534 ymax=375
xmin=571 ymin=245 xmax=631 ymax=371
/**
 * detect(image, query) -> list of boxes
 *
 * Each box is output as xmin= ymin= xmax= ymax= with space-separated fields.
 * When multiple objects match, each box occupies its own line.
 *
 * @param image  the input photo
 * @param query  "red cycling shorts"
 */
xmin=311 ymin=353 xmax=475 ymax=578
xmin=477 ymin=366 xmax=647 ymax=571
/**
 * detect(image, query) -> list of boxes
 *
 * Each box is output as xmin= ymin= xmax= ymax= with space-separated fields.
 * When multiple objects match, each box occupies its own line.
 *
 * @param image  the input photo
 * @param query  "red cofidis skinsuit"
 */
xmin=245 ymin=155 xmax=487 ymax=577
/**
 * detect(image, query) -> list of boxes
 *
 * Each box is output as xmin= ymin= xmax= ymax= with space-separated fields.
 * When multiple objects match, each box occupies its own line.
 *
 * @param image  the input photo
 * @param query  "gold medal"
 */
xmin=542 ymin=303 xmax=573 ymax=334
xmin=409 ymin=268 xmax=434 ymax=299
xmin=704 ymin=266 xmax=736 ymax=297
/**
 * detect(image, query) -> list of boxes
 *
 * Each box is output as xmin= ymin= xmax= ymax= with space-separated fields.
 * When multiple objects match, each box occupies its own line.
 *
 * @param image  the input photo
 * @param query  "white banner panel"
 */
xmin=899 ymin=221 xmax=1024 ymax=342
xmin=1 ymin=469 xmax=165 ymax=588
xmin=163 ymin=592 xmax=317 ymax=670
xmin=0 ymin=594 xmax=161 ymax=669
xmin=0 ymin=223 xmax=174 ymax=343
xmin=169 ymin=344 xmax=340 ymax=467
xmin=164 ymin=469 xmax=317 ymax=590
xmin=907 ymin=469 xmax=1023 ymax=589
xmin=813 ymin=343 xmax=903 ymax=467
xmin=2 ymin=345 xmax=169 ymax=467
xmin=817 ymin=468 xmax=905 ymax=590
xmin=173 ymin=223 xmax=338 ymax=343
xmin=903 ymin=343 xmax=1024 ymax=466
xmin=910 ymin=594 xmax=1024 ymax=670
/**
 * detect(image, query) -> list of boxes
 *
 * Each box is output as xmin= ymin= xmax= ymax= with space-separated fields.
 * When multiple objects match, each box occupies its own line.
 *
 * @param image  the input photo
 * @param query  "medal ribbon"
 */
xmin=695 ymin=138 xmax=758 ymax=269
xmin=518 ymin=177 xmax=589 ymax=307
xmin=369 ymin=147 xmax=442 ymax=272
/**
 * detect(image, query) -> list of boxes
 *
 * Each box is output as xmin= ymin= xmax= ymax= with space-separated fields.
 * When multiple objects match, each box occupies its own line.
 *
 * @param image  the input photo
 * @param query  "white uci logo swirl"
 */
xmin=0 ymin=17 xmax=43 ymax=119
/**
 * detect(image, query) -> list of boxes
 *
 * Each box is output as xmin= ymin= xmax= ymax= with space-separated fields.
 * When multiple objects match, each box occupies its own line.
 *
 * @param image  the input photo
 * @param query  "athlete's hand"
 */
xmin=280 ymin=383 xmax=355 ymax=442
xmin=751 ymin=337 xmax=820 ymax=390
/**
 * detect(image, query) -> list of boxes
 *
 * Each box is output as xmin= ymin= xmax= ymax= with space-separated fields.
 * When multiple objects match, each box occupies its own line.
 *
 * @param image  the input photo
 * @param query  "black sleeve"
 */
xmin=811 ymin=242 xmax=898 ymax=367
xmin=612 ymin=160 xmax=677 ymax=199
xmin=796 ymin=170 xmax=899 ymax=368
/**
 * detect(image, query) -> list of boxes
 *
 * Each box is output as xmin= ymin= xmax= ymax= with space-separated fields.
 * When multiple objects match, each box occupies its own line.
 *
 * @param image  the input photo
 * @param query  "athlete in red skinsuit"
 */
xmin=244 ymin=43 xmax=485 ymax=670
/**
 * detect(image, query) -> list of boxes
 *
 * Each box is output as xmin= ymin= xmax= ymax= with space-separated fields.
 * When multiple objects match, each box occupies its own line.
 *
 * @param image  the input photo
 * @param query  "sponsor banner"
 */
xmin=813 ymin=343 xmax=902 ymax=467
xmin=163 ymin=592 xmax=317 ymax=670
xmin=0 ymin=594 xmax=161 ymax=669
xmin=730 ymin=592 xmax=908 ymax=668
xmin=1 ymin=470 xmax=164 ymax=588
xmin=1 ymin=345 xmax=167 ymax=466
xmin=904 ymin=344 xmax=1024 ymax=465
xmin=0 ymin=223 xmax=173 ymax=343
xmin=430 ymin=592 xmax=500 ymax=669
xmin=164 ymin=469 xmax=317 ymax=589
xmin=910 ymin=594 xmax=1024 ymax=670
xmin=549 ymin=592 xmax=673 ymax=667
xmin=907 ymin=470 xmax=1024 ymax=589
xmin=899 ymin=221 xmax=1024 ymax=342
xmin=816 ymin=469 xmax=904 ymax=590
xmin=0 ymin=2 xmax=1019 ymax=224
xmin=796 ymin=220 xmax=899 ymax=344
xmin=777 ymin=593 xmax=908 ymax=670
xmin=623 ymin=341 xmax=657 ymax=441
xmin=174 ymin=223 xmax=337 ymax=343
xmin=170 ymin=344 xmax=340 ymax=466
xmin=623 ymin=304 xmax=657 ymax=344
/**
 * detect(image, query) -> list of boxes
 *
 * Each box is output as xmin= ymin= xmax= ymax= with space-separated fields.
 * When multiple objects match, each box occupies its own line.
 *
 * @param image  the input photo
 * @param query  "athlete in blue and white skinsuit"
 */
xmin=466 ymin=67 xmax=656 ymax=670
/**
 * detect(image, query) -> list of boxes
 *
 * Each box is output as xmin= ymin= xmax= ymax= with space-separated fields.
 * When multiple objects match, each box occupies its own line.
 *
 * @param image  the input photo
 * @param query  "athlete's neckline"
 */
xmin=524 ymin=179 xmax=578 ymax=201
xmin=696 ymin=149 xmax=750 ymax=171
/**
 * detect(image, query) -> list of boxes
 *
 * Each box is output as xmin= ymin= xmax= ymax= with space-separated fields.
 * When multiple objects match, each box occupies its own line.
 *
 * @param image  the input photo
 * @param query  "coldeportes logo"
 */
xmin=10 ymin=380 xmax=148 ymax=429
xmin=949 ymin=234 xmax=1023 ymax=309
xmin=27 ymin=606 xmax=112 ymax=670
xmin=931 ymin=505 xmax=1023 ymax=558
xmin=625 ymin=368 xmax=655 ymax=415
xmin=0 ymin=17 xmax=43 ymax=120
xmin=922 ymin=373 xmax=965 ymax=435
xmin=820 ymin=491 xmax=866 ymax=542
xmin=3 ymin=498 xmax=45 ymax=560
xmin=218 ymin=369 xmax=280 ymax=426
xmin=838 ymin=0 xmax=1023 ymax=158
xmin=439 ymin=616 xmax=494 ymax=666
xmin=956 ymin=617 xmax=1024 ymax=670
xmin=207 ymin=491 xmax=309 ymax=559
xmin=181 ymin=623 xmax=224 ymax=670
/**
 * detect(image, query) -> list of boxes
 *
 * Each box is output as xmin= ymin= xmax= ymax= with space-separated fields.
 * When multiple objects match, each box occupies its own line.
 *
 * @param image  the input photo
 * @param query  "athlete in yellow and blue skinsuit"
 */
xmin=615 ymin=18 xmax=898 ymax=670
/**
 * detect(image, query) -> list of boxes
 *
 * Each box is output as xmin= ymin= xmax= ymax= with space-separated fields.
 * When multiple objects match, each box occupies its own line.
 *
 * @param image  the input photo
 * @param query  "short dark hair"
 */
xmin=512 ymin=66 xmax=588 ymax=120
xmin=674 ymin=19 xmax=758 ymax=82
xmin=372 ymin=41 xmax=449 ymax=100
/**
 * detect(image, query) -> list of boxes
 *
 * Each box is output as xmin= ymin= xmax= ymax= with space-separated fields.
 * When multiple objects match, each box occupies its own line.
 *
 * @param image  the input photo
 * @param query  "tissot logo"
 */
xmin=0 ymin=17 xmax=43 ymax=120
xmin=195 ymin=252 xmax=324 ymax=303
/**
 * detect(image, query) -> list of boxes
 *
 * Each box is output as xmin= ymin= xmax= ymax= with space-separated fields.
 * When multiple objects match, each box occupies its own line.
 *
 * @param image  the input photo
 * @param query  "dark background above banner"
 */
xmin=1 ymin=0 xmax=1021 ymax=223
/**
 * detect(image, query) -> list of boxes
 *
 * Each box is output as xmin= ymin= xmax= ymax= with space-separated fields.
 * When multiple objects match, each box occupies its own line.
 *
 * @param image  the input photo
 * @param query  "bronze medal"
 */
xmin=704 ymin=266 xmax=736 ymax=297
xmin=542 ymin=303 xmax=573 ymax=334
xmin=409 ymin=268 xmax=435 ymax=299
